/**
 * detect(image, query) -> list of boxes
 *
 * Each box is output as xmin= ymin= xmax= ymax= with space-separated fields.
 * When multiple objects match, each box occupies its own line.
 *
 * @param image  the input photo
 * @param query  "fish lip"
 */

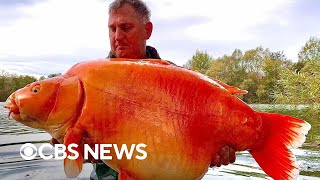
xmin=4 ymin=96 xmax=20 ymax=119
xmin=5 ymin=100 xmax=35 ymax=123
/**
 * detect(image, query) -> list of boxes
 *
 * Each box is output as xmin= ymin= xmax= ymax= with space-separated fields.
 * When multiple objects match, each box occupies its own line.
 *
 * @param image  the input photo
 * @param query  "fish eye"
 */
xmin=31 ymin=84 xmax=41 ymax=94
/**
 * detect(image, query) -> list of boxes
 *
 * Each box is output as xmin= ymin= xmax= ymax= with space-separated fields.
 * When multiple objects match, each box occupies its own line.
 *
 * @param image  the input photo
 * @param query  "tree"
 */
xmin=207 ymin=54 xmax=246 ymax=88
xmin=238 ymin=47 xmax=267 ymax=103
xmin=0 ymin=72 xmax=37 ymax=101
xmin=298 ymin=37 xmax=320 ymax=62
xmin=206 ymin=47 xmax=291 ymax=103
xmin=241 ymin=46 xmax=265 ymax=73
xmin=274 ymin=60 xmax=320 ymax=115
xmin=184 ymin=50 xmax=212 ymax=74
xmin=262 ymin=51 xmax=293 ymax=103
xmin=186 ymin=36 xmax=320 ymax=104
xmin=274 ymin=37 xmax=320 ymax=115
xmin=48 ymin=73 xmax=62 ymax=78
xmin=232 ymin=49 xmax=243 ymax=59
xmin=296 ymin=37 xmax=320 ymax=72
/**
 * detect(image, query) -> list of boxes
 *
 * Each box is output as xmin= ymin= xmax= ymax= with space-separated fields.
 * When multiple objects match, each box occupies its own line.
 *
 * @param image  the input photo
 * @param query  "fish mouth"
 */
xmin=4 ymin=94 xmax=21 ymax=120
xmin=4 ymin=94 xmax=42 ymax=126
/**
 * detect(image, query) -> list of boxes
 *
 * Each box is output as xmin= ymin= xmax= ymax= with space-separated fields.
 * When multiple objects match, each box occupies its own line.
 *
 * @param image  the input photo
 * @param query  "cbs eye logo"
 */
xmin=20 ymin=143 xmax=37 ymax=160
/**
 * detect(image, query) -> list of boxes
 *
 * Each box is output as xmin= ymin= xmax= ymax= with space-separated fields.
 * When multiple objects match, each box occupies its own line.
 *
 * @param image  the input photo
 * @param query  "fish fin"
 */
xmin=63 ymin=127 xmax=84 ymax=178
xmin=64 ymin=154 xmax=83 ymax=178
xmin=225 ymin=86 xmax=248 ymax=95
xmin=214 ymin=79 xmax=248 ymax=95
xmin=250 ymin=112 xmax=311 ymax=180
xmin=119 ymin=169 xmax=133 ymax=180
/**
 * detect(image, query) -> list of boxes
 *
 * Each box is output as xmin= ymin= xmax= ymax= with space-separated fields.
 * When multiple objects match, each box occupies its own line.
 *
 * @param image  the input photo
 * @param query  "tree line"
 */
xmin=0 ymin=37 xmax=319 ymax=110
xmin=185 ymin=36 xmax=320 ymax=114
xmin=0 ymin=72 xmax=61 ymax=102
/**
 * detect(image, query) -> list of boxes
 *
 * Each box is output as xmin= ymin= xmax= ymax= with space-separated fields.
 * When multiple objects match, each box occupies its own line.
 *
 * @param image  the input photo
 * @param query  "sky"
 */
xmin=0 ymin=0 xmax=320 ymax=78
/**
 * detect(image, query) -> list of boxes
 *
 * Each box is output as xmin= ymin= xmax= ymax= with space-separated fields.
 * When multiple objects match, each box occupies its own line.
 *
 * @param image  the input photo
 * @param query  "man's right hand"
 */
xmin=210 ymin=145 xmax=236 ymax=167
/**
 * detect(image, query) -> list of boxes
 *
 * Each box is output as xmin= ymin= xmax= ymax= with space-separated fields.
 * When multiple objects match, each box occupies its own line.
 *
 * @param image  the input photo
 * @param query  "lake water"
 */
xmin=0 ymin=102 xmax=319 ymax=180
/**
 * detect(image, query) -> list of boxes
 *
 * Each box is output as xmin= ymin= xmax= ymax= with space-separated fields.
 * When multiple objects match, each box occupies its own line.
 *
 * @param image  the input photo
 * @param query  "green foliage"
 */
xmin=185 ymin=37 xmax=319 ymax=105
xmin=0 ymin=70 xmax=64 ymax=101
xmin=39 ymin=76 xmax=46 ymax=81
xmin=187 ymin=47 xmax=287 ymax=103
xmin=262 ymin=51 xmax=294 ymax=102
xmin=204 ymin=47 xmax=291 ymax=103
xmin=0 ymin=71 xmax=37 ymax=101
xmin=184 ymin=50 xmax=212 ymax=74
xmin=273 ymin=60 xmax=320 ymax=116
xmin=48 ymin=73 xmax=62 ymax=78
xmin=241 ymin=46 xmax=264 ymax=73
xmin=298 ymin=36 xmax=320 ymax=62
xmin=296 ymin=37 xmax=320 ymax=72
xmin=239 ymin=47 xmax=266 ymax=103
xmin=207 ymin=49 xmax=246 ymax=88
xmin=274 ymin=37 xmax=320 ymax=115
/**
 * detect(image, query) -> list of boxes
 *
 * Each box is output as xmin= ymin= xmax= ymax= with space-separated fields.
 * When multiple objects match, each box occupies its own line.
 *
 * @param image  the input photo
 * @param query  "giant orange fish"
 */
xmin=4 ymin=59 xmax=311 ymax=180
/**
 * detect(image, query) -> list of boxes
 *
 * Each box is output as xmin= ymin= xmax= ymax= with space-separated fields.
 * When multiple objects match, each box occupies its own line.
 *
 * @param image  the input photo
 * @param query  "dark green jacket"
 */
xmin=107 ymin=45 xmax=161 ymax=59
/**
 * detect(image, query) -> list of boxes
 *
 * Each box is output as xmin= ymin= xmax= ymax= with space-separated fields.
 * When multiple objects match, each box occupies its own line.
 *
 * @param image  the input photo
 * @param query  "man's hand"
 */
xmin=50 ymin=137 xmax=60 ymax=145
xmin=210 ymin=145 xmax=236 ymax=167
xmin=79 ymin=137 xmax=100 ymax=163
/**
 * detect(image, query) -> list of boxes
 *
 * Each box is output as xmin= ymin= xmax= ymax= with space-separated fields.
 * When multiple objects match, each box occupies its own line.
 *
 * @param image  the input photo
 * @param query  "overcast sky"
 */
xmin=0 ymin=0 xmax=320 ymax=77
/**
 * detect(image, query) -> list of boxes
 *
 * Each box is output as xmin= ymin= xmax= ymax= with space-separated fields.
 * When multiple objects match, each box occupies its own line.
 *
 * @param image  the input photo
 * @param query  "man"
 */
xmin=90 ymin=0 xmax=236 ymax=179
xmin=107 ymin=0 xmax=158 ymax=60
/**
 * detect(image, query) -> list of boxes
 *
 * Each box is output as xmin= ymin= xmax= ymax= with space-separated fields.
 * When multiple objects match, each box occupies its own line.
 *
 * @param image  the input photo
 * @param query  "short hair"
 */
xmin=109 ymin=0 xmax=151 ymax=22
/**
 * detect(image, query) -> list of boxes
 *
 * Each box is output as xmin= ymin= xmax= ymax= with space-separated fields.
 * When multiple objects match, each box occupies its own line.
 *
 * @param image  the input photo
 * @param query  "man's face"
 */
xmin=108 ymin=4 xmax=152 ymax=59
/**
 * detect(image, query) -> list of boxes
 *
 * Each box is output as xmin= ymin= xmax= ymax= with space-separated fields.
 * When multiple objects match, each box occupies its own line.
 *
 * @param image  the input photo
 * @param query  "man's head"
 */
xmin=108 ymin=0 xmax=153 ymax=59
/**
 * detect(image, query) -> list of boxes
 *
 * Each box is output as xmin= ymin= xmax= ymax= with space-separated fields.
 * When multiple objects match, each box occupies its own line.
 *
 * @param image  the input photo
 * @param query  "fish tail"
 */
xmin=250 ymin=112 xmax=311 ymax=180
